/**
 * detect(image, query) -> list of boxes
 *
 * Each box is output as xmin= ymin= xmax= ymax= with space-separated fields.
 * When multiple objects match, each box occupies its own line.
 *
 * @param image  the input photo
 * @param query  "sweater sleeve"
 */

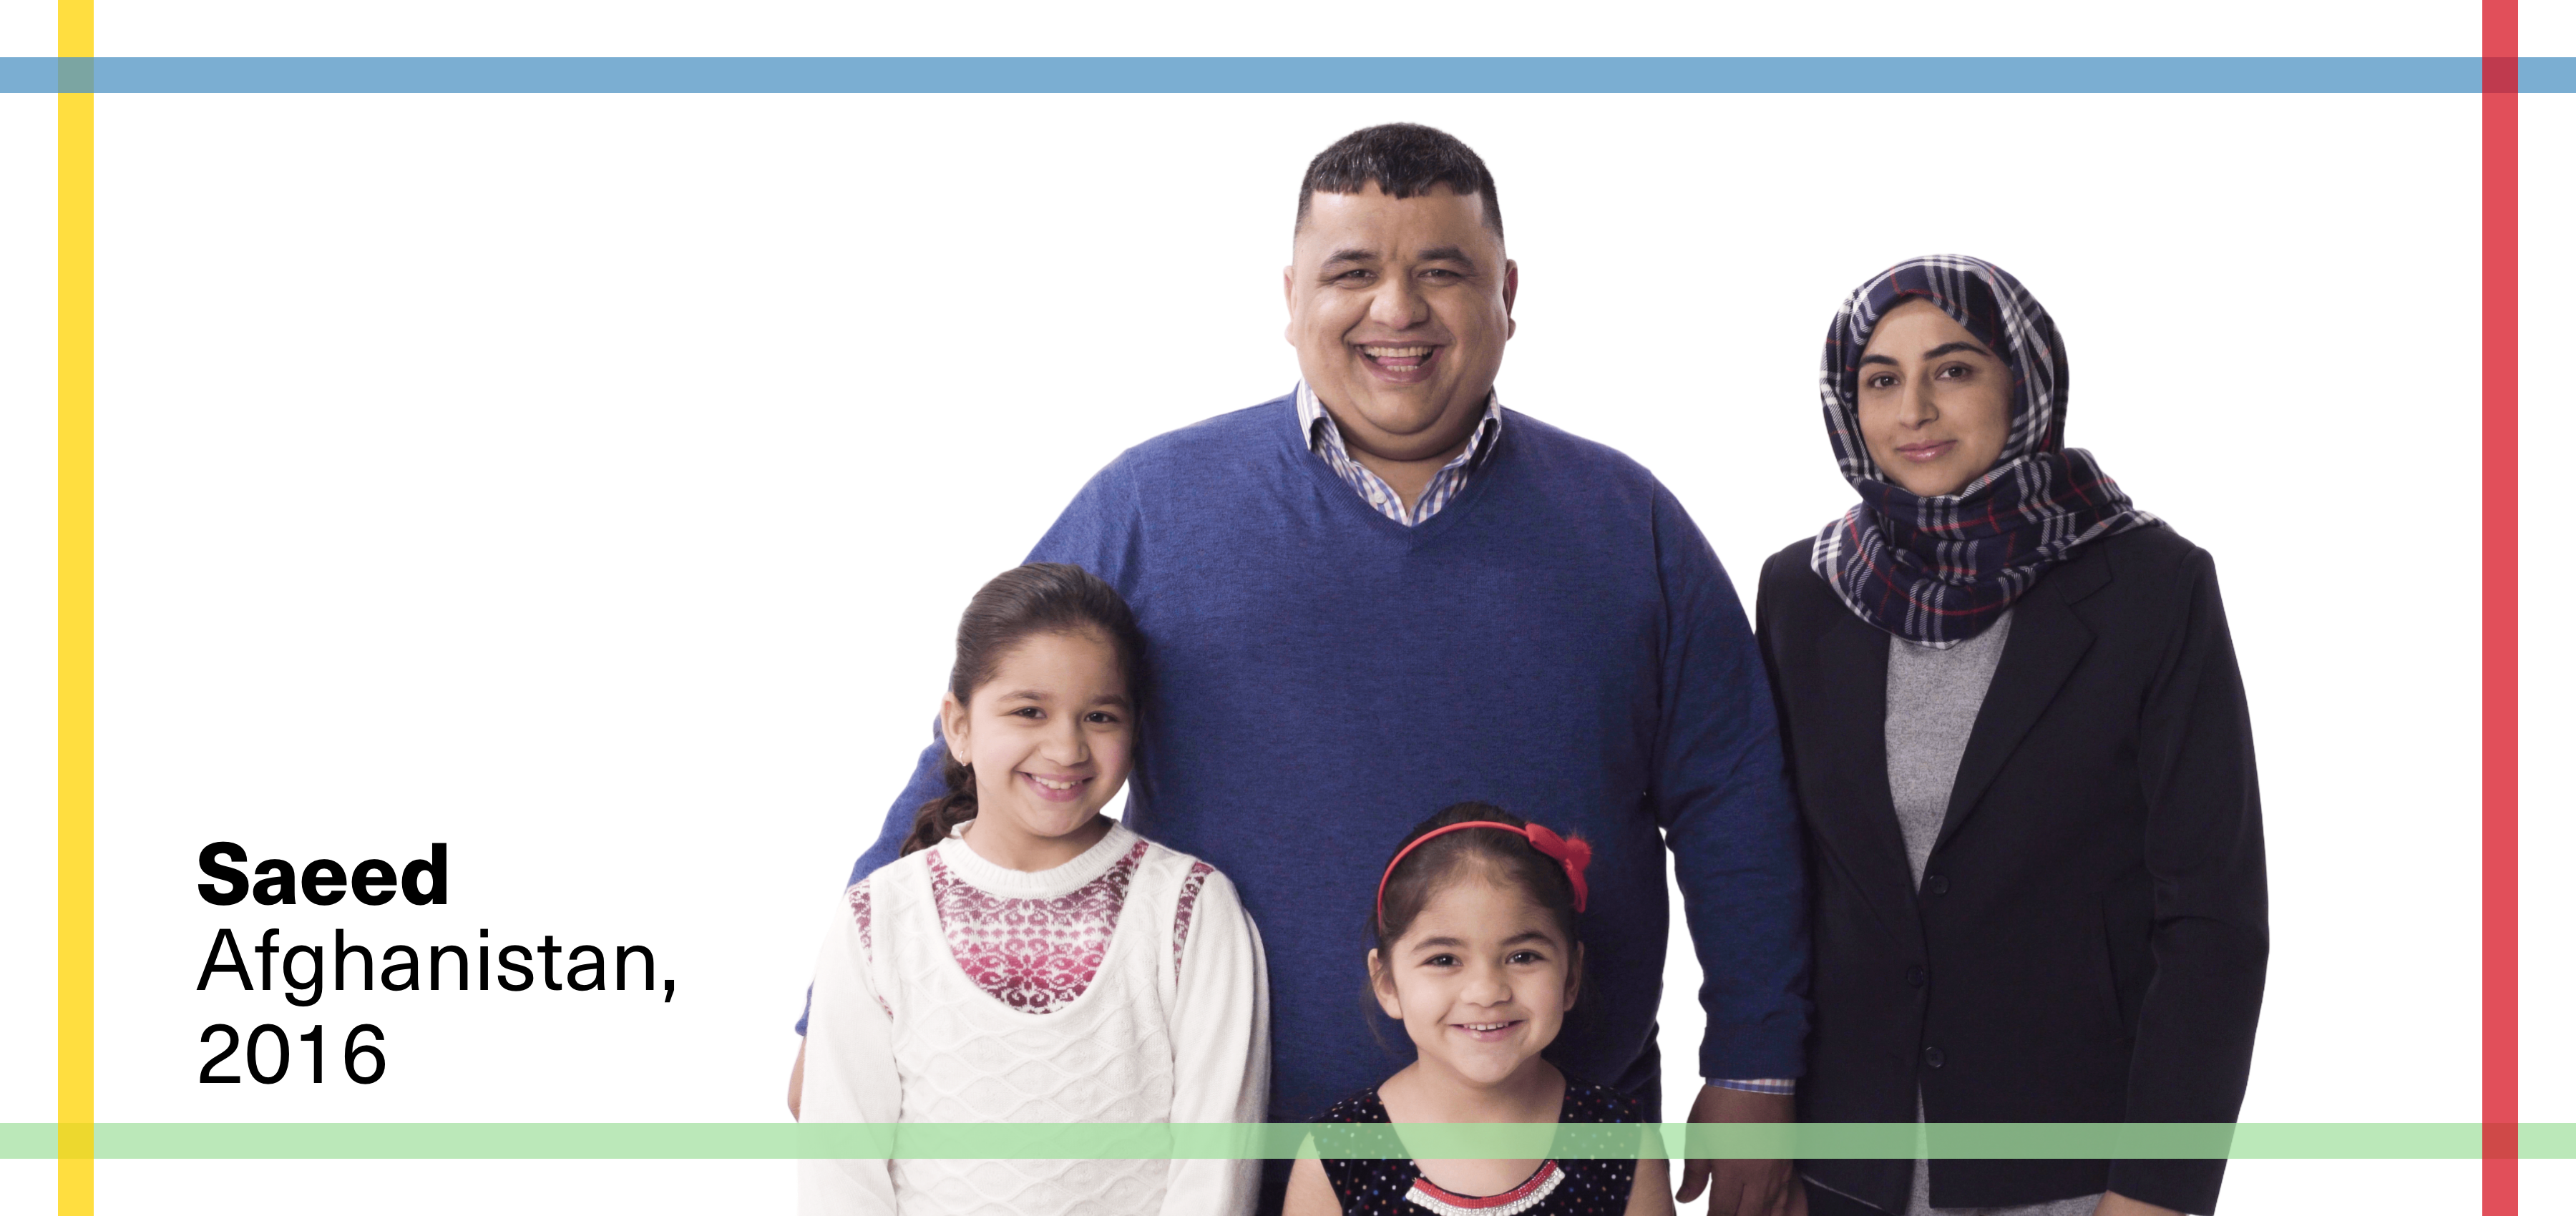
xmin=2106 ymin=549 xmax=2269 ymax=1215
xmin=798 ymin=884 xmax=902 ymax=1216
xmin=796 ymin=455 xmax=1148 ymax=1034
xmin=1646 ymin=486 xmax=1813 ymax=1082
xmin=1159 ymin=867 xmax=1271 ymax=1216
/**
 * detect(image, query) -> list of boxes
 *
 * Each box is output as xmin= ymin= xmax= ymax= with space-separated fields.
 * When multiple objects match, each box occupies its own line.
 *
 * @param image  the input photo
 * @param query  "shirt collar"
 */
xmin=1294 ymin=381 xmax=1506 ymax=469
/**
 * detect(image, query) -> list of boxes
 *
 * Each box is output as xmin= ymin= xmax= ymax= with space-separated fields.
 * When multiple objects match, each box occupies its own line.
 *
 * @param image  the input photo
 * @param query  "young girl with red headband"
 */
xmin=798 ymin=563 xmax=1271 ymax=1215
xmin=1285 ymin=803 xmax=1674 ymax=1216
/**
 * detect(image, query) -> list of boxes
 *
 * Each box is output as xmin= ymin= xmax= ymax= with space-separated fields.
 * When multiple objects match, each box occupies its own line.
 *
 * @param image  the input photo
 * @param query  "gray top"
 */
xmin=1824 ymin=611 xmax=2105 ymax=1216
xmin=1885 ymin=611 xmax=2014 ymax=887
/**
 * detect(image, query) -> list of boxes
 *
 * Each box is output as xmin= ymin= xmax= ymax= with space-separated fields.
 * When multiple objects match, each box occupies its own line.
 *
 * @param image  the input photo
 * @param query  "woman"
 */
xmin=1755 ymin=256 xmax=2268 ymax=1216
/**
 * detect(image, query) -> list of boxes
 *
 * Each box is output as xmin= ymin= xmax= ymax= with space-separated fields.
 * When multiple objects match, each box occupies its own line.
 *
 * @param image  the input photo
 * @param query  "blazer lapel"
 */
xmin=1805 ymin=606 xmax=1921 ymax=938
xmin=1930 ymin=556 xmax=2109 ymax=857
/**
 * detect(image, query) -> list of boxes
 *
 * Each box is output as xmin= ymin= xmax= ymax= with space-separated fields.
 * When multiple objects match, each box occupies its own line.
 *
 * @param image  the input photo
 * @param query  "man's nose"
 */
xmin=1368 ymin=275 xmax=1430 ymax=330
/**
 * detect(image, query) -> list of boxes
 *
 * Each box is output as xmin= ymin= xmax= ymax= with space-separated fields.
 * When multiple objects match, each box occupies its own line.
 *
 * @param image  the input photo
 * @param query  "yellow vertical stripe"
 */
xmin=59 ymin=1 xmax=95 ymax=1212
xmin=59 ymin=0 xmax=89 ymax=57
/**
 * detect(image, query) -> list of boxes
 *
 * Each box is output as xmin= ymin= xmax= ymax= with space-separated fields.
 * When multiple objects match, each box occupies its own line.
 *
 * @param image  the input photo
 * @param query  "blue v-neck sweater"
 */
xmin=824 ymin=391 xmax=1809 ymax=1122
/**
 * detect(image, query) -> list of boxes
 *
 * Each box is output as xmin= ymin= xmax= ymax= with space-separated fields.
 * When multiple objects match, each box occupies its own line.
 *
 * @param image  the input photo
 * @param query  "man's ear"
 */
xmin=1368 ymin=948 xmax=1403 ymax=1019
xmin=1282 ymin=265 xmax=1297 ymax=344
xmin=1502 ymin=259 xmax=1519 ymax=341
xmin=937 ymin=692 xmax=972 ymax=768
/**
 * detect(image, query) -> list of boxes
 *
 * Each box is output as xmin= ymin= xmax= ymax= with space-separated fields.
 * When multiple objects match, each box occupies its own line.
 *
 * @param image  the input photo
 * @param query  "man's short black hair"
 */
xmin=1295 ymin=123 xmax=1503 ymax=243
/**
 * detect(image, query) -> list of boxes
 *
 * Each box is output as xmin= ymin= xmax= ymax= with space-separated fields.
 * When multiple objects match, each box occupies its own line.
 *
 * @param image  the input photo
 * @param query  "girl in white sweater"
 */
xmin=800 ymin=562 xmax=1271 ymax=1215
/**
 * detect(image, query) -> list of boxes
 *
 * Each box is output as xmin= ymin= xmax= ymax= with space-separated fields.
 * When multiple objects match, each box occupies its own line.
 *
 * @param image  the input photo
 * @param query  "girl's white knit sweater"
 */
xmin=799 ymin=820 xmax=1269 ymax=1215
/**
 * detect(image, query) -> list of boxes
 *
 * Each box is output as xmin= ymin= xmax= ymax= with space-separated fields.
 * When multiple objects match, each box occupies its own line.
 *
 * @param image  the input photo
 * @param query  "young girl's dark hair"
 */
xmin=1369 ymin=801 xmax=1586 ymax=975
xmin=899 ymin=562 xmax=1146 ymax=856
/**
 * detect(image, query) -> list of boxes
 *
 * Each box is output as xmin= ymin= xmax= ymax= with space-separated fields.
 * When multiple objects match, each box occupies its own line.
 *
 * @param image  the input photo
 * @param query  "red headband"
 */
xmin=1373 ymin=820 xmax=1594 ymax=927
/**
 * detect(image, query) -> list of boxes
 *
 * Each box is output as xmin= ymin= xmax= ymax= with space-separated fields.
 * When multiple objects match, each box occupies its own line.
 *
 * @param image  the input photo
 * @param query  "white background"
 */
xmin=1 ymin=86 xmax=62 ymax=1215
xmin=64 ymin=0 xmax=2487 ymax=58
xmin=2518 ymin=92 xmax=2574 ymax=1210
xmin=1 ymin=4 xmax=2565 ymax=1213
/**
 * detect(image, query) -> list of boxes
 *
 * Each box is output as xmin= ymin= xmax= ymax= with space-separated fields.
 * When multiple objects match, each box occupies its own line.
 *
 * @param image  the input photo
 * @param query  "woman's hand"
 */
xmin=2094 ymin=1192 xmax=2184 ymax=1216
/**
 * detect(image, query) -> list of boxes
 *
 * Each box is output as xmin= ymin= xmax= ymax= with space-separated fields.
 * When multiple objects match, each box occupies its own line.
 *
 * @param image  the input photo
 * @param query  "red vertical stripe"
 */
xmin=2482 ymin=2 xmax=2519 ymax=1213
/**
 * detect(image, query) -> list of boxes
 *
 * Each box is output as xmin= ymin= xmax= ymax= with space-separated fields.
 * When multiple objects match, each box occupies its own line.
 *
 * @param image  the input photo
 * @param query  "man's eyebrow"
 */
xmin=1415 ymin=245 xmax=1473 ymax=264
xmin=1321 ymin=248 xmax=1380 ymax=268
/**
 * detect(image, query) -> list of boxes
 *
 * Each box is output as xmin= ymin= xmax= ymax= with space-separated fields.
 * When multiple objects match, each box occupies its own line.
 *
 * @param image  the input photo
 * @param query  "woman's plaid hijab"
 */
xmin=1811 ymin=255 xmax=2158 ymax=647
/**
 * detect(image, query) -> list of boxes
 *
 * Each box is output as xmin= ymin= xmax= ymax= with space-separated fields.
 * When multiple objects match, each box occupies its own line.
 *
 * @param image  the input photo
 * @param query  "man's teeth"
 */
xmin=1363 ymin=345 xmax=1433 ymax=359
xmin=1030 ymin=775 xmax=1079 ymax=791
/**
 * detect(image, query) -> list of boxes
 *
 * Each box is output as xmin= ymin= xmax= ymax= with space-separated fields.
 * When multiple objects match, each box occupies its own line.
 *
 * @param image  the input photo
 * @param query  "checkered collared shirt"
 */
xmin=1294 ymin=382 xmax=1503 ymax=527
xmin=1294 ymin=381 xmax=1797 ymax=1099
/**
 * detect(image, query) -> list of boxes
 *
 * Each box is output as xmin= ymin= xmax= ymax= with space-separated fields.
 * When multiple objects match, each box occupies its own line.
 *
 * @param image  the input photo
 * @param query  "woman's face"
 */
xmin=939 ymin=628 xmax=1133 ymax=870
xmin=1369 ymin=873 xmax=1580 ymax=1090
xmin=1855 ymin=298 xmax=2016 ymax=497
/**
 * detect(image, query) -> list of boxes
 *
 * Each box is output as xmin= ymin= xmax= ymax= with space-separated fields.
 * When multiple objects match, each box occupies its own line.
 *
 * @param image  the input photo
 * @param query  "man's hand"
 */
xmin=2094 ymin=1192 xmax=2183 ymax=1216
xmin=787 ymin=1037 xmax=806 ymax=1120
xmin=1674 ymin=1084 xmax=1795 ymax=1215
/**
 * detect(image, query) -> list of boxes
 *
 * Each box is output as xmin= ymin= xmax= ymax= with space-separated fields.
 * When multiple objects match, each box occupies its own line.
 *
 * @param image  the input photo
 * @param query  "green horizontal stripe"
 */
xmin=1 ymin=1123 xmax=2566 ymax=1159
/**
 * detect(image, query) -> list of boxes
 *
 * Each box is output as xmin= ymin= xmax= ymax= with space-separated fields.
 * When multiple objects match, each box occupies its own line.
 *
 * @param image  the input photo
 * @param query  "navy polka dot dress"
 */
xmin=1312 ymin=1079 xmax=1646 ymax=1215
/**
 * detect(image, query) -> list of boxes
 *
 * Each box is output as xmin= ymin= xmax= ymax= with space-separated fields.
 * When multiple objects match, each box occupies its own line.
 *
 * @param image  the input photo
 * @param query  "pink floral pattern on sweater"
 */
xmin=846 ymin=879 xmax=890 ymax=1017
xmin=924 ymin=840 xmax=1151 ymax=1014
xmin=1173 ymin=861 xmax=1215 ymax=978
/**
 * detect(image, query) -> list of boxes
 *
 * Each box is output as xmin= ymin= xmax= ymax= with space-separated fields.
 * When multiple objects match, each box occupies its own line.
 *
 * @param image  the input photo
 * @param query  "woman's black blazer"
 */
xmin=1755 ymin=525 xmax=2267 ymax=1215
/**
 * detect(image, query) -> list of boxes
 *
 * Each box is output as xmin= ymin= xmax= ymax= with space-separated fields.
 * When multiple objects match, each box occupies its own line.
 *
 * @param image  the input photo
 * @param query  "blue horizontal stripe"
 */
xmin=2525 ymin=57 xmax=2576 ymax=93
xmin=2 ymin=56 xmax=2567 ymax=94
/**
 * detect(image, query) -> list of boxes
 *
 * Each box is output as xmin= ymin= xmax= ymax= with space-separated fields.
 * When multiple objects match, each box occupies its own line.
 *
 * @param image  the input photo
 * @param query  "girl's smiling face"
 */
xmin=1370 ymin=873 xmax=1581 ymax=1089
xmin=939 ymin=628 xmax=1134 ymax=871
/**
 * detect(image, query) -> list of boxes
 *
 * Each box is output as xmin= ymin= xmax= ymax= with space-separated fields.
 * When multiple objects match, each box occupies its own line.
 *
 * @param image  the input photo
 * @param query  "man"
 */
xmin=796 ymin=123 xmax=1810 ymax=1215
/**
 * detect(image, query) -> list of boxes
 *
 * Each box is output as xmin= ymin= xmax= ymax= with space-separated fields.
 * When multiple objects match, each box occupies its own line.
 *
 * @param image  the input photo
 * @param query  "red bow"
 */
xmin=1522 ymin=823 xmax=1592 ymax=913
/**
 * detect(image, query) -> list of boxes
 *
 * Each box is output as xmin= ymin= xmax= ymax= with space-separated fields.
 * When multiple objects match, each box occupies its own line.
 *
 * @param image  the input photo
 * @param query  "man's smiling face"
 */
xmin=1284 ymin=184 xmax=1516 ymax=464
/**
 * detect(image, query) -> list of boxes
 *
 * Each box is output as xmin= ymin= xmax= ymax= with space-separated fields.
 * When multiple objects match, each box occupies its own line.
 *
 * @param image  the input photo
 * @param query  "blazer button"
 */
xmin=1906 ymin=965 xmax=1927 ymax=988
xmin=1923 ymin=874 xmax=1950 ymax=896
xmin=1922 ymin=1046 xmax=1945 ymax=1069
